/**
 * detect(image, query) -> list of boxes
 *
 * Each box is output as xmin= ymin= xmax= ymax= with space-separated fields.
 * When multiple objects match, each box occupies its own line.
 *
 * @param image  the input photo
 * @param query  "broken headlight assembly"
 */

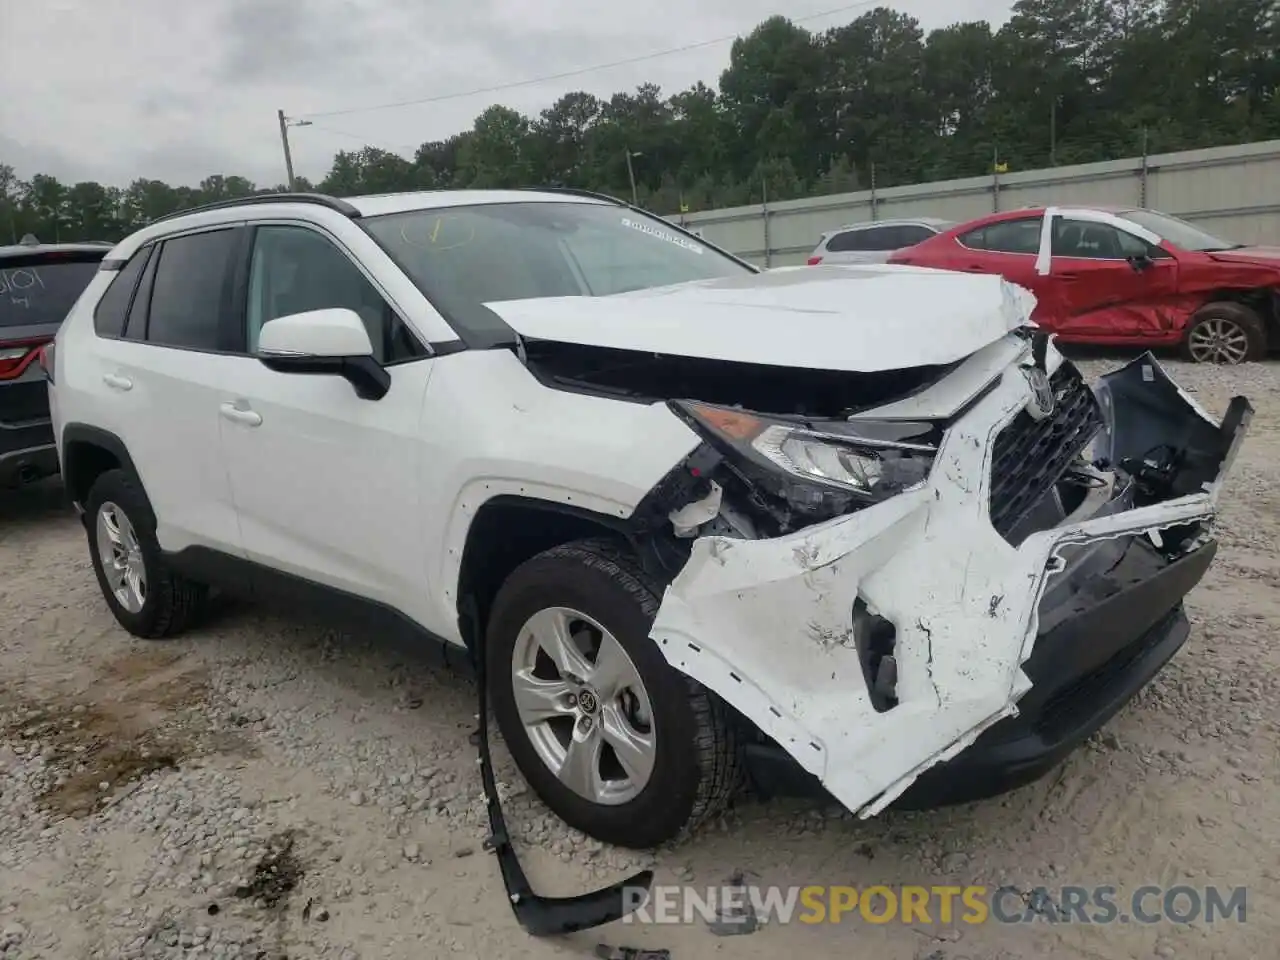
xmin=670 ymin=400 xmax=938 ymax=533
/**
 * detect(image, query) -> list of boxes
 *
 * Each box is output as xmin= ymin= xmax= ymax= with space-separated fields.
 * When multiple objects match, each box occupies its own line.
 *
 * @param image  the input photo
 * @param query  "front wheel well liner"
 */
xmin=455 ymin=496 xmax=633 ymax=652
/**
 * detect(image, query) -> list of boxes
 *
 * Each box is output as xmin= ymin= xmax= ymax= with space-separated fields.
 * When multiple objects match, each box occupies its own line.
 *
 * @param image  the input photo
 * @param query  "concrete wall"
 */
xmin=679 ymin=139 xmax=1280 ymax=268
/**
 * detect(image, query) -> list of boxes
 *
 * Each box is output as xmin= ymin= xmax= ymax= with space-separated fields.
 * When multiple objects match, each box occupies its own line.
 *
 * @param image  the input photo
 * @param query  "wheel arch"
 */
xmin=453 ymin=495 xmax=636 ymax=655
xmin=60 ymin=424 xmax=154 ymax=525
xmin=1195 ymin=288 xmax=1279 ymax=342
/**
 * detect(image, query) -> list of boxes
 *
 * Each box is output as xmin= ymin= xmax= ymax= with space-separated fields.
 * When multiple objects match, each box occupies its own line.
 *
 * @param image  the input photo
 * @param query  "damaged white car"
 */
xmin=51 ymin=188 xmax=1250 ymax=931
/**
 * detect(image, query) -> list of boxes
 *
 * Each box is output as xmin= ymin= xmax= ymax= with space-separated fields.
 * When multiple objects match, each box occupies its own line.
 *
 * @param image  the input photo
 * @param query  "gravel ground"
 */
xmin=1 ymin=356 xmax=1278 ymax=960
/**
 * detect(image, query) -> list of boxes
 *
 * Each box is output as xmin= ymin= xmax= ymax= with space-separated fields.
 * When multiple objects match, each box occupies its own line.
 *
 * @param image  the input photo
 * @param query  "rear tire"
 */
xmin=1180 ymin=302 xmax=1267 ymax=364
xmin=486 ymin=538 xmax=742 ymax=848
xmin=85 ymin=469 xmax=207 ymax=639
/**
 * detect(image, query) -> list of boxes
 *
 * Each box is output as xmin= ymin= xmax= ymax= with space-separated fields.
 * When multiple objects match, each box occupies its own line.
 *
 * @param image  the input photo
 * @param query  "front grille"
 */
xmin=988 ymin=363 xmax=1103 ymax=540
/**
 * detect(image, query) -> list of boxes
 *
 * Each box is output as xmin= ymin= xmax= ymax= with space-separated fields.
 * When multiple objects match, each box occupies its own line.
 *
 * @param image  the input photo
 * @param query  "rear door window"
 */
xmin=826 ymin=228 xmax=890 ymax=253
xmin=892 ymin=224 xmax=937 ymax=247
xmin=144 ymin=229 xmax=240 ymax=351
xmin=1 ymin=256 xmax=103 ymax=328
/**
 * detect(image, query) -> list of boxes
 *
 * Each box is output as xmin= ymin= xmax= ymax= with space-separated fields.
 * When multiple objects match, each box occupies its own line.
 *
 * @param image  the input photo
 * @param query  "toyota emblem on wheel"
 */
xmin=1022 ymin=365 xmax=1056 ymax=420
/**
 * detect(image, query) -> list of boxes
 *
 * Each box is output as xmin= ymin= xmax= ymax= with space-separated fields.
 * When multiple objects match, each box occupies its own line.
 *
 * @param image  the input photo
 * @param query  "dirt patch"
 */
xmin=0 ymin=644 xmax=252 ymax=817
xmin=234 ymin=830 xmax=305 ymax=909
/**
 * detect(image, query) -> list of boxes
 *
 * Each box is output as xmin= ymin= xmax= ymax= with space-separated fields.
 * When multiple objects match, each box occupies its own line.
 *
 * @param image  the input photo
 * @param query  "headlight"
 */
xmin=671 ymin=400 xmax=937 ymax=504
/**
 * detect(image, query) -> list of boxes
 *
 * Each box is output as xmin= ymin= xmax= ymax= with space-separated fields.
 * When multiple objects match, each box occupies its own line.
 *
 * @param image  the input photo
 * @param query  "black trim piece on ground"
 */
xmin=167 ymin=542 xmax=654 ymax=935
xmin=467 ymin=596 xmax=654 ymax=936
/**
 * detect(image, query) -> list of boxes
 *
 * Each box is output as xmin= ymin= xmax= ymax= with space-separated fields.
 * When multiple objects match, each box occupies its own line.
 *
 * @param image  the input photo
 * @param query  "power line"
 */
xmin=304 ymin=123 xmax=420 ymax=154
xmin=297 ymin=0 xmax=883 ymax=121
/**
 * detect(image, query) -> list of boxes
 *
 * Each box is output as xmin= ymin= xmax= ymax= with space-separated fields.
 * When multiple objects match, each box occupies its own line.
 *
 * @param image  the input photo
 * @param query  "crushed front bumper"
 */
xmin=650 ymin=351 xmax=1251 ymax=817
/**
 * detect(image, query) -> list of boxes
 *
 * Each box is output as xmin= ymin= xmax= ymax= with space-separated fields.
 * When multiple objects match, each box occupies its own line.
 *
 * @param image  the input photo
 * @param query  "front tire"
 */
xmin=1180 ymin=302 xmax=1267 ymax=364
xmin=486 ymin=538 xmax=742 ymax=848
xmin=85 ymin=469 xmax=207 ymax=639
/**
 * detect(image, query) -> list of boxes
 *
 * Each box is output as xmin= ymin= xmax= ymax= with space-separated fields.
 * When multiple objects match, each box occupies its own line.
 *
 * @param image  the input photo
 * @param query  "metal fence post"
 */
xmin=870 ymin=161 xmax=878 ymax=221
xmin=1139 ymin=127 xmax=1149 ymax=208
xmin=761 ymin=176 xmax=772 ymax=268
xmin=992 ymin=146 xmax=1001 ymax=212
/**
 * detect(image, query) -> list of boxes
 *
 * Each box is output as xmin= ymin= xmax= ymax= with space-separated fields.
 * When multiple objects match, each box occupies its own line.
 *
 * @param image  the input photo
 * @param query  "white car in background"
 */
xmin=807 ymin=217 xmax=955 ymax=265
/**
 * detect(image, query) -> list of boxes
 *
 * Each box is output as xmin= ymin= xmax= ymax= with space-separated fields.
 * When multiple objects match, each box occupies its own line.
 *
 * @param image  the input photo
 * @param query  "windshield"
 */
xmin=1119 ymin=209 xmax=1239 ymax=252
xmin=361 ymin=201 xmax=753 ymax=346
xmin=0 ymin=257 xmax=102 ymax=328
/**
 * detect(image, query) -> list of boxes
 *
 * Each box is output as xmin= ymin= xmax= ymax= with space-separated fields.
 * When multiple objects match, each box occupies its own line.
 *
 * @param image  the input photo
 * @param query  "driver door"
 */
xmin=217 ymin=222 xmax=436 ymax=613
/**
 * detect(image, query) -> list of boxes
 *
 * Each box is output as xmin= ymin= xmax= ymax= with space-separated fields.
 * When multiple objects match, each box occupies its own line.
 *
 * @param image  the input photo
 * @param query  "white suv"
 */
xmin=50 ymin=189 xmax=1249 ymax=862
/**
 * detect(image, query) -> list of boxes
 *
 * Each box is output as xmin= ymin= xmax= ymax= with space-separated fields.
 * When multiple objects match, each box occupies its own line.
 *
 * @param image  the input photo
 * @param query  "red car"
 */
xmin=887 ymin=205 xmax=1280 ymax=363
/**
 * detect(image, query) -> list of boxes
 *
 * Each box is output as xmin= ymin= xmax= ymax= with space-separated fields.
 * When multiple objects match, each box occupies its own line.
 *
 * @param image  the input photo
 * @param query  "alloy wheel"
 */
xmin=96 ymin=501 xmax=147 ymax=614
xmin=1187 ymin=317 xmax=1250 ymax=364
xmin=510 ymin=606 xmax=656 ymax=805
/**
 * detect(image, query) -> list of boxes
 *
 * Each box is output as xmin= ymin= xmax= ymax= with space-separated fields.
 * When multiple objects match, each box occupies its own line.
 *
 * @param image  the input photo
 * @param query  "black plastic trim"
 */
xmin=427 ymin=339 xmax=468 ymax=357
xmin=163 ymin=546 xmax=472 ymax=673
xmin=146 ymin=192 xmax=362 ymax=226
xmin=463 ymin=598 xmax=654 ymax=936
xmin=59 ymin=423 xmax=151 ymax=519
xmin=258 ymin=353 xmax=391 ymax=400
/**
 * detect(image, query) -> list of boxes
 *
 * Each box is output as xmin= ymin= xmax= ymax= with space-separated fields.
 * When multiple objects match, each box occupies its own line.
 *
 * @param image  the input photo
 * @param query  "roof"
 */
xmin=0 ymin=240 xmax=113 ymax=259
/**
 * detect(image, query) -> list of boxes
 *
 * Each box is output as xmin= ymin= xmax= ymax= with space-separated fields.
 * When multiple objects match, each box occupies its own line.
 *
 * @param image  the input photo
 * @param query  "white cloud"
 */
xmin=0 ymin=0 xmax=1013 ymax=188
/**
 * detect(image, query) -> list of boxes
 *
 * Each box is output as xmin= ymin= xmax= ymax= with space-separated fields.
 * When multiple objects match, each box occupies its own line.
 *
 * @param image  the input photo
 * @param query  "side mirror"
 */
xmin=257 ymin=308 xmax=390 ymax=401
xmin=1128 ymin=253 xmax=1154 ymax=273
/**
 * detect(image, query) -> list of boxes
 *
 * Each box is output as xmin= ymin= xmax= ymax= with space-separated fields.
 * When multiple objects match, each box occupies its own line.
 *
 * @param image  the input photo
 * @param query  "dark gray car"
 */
xmin=1 ymin=235 xmax=110 ymax=487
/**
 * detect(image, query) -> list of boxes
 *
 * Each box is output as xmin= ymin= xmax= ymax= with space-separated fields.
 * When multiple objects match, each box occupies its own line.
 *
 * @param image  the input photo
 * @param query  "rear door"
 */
xmin=84 ymin=226 xmax=247 ymax=557
xmin=1043 ymin=215 xmax=1180 ymax=339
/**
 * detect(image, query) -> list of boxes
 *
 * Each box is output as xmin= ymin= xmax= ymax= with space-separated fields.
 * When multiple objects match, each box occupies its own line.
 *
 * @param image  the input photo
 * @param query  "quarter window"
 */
xmin=93 ymin=247 xmax=151 ymax=337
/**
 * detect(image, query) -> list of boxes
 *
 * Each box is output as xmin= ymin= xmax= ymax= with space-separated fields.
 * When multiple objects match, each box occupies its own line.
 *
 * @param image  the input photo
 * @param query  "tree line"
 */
xmin=3 ymin=0 xmax=1277 ymax=245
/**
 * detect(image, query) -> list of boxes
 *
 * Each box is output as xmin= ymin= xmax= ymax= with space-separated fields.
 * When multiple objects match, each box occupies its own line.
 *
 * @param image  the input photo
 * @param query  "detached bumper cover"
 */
xmin=649 ymin=352 xmax=1251 ymax=818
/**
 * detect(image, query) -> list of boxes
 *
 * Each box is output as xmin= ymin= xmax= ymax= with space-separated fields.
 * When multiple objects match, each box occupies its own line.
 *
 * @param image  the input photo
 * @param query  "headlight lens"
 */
xmin=673 ymin=400 xmax=936 ymax=502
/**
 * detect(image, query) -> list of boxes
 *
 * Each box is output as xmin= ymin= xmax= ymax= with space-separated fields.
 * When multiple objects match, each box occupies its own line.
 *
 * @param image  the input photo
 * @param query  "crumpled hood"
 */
xmin=1206 ymin=246 xmax=1280 ymax=269
xmin=485 ymin=264 xmax=1037 ymax=373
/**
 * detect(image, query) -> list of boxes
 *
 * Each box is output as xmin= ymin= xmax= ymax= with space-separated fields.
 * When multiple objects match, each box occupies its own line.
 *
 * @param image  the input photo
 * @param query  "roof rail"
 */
xmin=519 ymin=185 xmax=629 ymax=207
xmin=147 ymin=192 xmax=361 ymax=226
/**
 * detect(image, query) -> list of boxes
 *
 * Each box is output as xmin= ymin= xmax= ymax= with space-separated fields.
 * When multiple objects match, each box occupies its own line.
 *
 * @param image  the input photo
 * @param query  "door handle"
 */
xmin=219 ymin=402 xmax=262 ymax=427
xmin=102 ymin=373 xmax=133 ymax=391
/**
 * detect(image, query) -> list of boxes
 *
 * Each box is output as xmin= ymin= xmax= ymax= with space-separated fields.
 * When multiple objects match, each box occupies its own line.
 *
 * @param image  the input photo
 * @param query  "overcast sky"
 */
xmin=1 ymin=0 xmax=1013 ymax=189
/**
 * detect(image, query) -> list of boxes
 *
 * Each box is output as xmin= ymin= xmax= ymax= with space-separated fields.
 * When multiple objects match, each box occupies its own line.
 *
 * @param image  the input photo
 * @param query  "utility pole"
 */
xmin=623 ymin=149 xmax=640 ymax=206
xmin=277 ymin=111 xmax=312 ymax=190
